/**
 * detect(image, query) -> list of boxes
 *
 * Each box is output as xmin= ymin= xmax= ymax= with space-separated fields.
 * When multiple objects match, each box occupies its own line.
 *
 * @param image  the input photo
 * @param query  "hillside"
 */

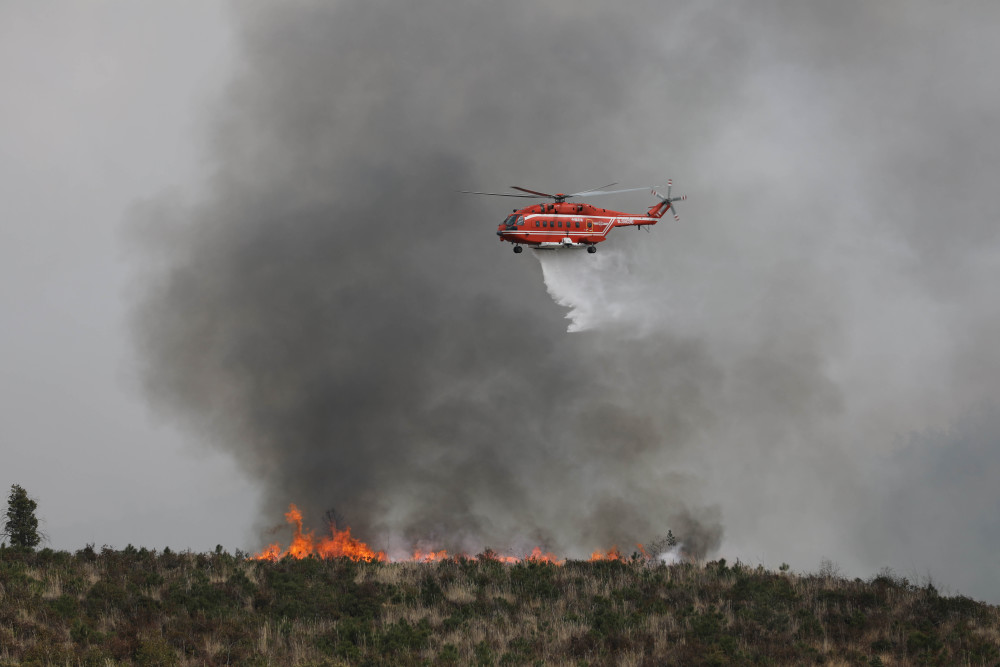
xmin=1 ymin=546 xmax=997 ymax=666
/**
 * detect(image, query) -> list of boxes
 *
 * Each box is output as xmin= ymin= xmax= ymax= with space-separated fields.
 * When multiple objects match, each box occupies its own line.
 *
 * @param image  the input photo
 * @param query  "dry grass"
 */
xmin=1 ymin=548 xmax=998 ymax=666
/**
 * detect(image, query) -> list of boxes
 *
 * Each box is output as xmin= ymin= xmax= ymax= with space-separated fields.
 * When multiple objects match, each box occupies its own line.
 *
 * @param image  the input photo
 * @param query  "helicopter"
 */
xmin=462 ymin=181 xmax=686 ymax=253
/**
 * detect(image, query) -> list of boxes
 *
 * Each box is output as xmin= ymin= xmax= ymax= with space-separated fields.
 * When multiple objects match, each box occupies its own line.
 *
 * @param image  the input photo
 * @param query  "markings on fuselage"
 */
xmin=515 ymin=214 xmax=656 ymax=239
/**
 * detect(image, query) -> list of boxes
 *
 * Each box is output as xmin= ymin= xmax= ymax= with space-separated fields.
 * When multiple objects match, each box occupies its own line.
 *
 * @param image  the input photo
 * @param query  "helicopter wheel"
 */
xmin=513 ymin=245 xmax=523 ymax=254
xmin=587 ymin=245 xmax=597 ymax=254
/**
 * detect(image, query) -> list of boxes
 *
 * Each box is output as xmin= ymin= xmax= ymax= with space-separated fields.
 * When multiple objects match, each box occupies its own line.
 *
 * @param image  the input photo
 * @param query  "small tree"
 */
xmin=3 ymin=484 xmax=41 ymax=549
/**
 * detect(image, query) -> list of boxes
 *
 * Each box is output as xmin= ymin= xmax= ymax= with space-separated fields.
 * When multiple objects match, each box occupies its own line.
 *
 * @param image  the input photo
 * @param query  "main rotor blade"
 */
xmin=459 ymin=190 xmax=541 ymax=198
xmin=572 ymin=181 xmax=618 ymax=195
xmin=511 ymin=186 xmax=556 ymax=198
xmin=462 ymin=183 xmax=654 ymax=200
xmin=570 ymin=186 xmax=650 ymax=197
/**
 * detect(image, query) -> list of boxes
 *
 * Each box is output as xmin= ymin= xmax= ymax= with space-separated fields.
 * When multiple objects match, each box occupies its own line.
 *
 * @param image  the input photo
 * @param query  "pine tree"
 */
xmin=3 ymin=484 xmax=41 ymax=549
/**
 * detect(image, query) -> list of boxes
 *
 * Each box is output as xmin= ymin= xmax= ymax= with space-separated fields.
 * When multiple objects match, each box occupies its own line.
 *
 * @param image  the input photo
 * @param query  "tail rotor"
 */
xmin=651 ymin=179 xmax=687 ymax=220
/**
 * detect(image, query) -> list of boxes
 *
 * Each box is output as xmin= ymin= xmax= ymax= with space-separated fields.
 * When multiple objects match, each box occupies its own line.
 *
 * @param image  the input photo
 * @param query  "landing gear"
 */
xmin=587 ymin=245 xmax=597 ymax=254
xmin=513 ymin=245 xmax=523 ymax=254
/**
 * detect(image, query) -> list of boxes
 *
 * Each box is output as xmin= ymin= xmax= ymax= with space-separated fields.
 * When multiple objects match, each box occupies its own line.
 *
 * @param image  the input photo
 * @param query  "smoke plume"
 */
xmin=133 ymin=0 xmax=1000 ymax=596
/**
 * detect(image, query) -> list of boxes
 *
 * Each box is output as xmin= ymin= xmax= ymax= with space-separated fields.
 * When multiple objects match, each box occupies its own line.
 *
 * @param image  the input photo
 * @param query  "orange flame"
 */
xmin=253 ymin=504 xmax=652 ymax=566
xmin=589 ymin=546 xmax=624 ymax=561
xmin=412 ymin=548 xmax=450 ymax=562
xmin=588 ymin=544 xmax=651 ymax=561
xmin=252 ymin=504 xmax=387 ymax=562
xmin=525 ymin=546 xmax=561 ymax=564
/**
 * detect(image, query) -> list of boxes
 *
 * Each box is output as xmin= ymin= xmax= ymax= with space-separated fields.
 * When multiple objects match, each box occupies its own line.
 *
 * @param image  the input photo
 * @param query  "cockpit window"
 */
xmin=517 ymin=216 xmax=525 ymax=226
xmin=503 ymin=215 xmax=517 ymax=227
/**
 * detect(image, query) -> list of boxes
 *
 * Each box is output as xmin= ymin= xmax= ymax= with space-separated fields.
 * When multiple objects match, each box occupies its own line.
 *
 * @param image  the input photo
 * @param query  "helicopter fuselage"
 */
xmin=497 ymin=200 xmax=664 ymax=251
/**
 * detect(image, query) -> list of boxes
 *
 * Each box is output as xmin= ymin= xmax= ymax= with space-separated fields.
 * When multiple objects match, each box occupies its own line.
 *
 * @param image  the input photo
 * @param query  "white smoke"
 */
xmin=659 ymin=544 xmax=685 ymax=566
xmin=535 ymin=247 xmax=648 ymax=333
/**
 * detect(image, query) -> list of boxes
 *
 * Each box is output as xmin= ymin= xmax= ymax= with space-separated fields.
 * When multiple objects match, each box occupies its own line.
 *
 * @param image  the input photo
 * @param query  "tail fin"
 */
xmin=647 ymin=179 xmax=686 ymax=220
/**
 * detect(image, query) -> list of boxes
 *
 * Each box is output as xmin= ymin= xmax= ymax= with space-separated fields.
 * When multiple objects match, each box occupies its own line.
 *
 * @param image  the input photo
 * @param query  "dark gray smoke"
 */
xmin=132 ymin=0 xmax=730 ymax=558
xmin=134 ymin=0 xmax=1000 ymax=595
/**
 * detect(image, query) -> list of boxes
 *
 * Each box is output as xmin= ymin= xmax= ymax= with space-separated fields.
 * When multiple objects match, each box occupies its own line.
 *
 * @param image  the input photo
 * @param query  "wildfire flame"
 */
xmin=253 ymin=504 xmax=655 ymax=565
xmin=253 ymin=504 xmax=387 ymax=562
xmin=412 ymin=548 xmax=449 ymax=563
xmin=589 ymin=546 xmax=624 ymax=561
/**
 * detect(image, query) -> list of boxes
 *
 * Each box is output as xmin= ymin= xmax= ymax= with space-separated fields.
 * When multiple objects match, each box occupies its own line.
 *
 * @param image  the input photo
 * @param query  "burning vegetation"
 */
xmin=253 ymin=505 xmax=387 ymax=563
xmin=253 ymin=504 xmax=667 ymax=566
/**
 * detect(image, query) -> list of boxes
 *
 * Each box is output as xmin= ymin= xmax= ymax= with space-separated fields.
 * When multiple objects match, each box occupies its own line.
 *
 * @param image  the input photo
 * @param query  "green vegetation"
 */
xmin=3 ymin=484 xmax=41 ymax=550
xmin=0 ymin=547 xmax=997 ymax=666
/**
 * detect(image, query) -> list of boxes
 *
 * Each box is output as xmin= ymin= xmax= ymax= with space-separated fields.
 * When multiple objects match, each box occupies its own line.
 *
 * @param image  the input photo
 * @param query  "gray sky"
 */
xmin=1 ymin=1 xmax=259 ymax=551
xmin=3 ymin=1 xmax=999 ymax=603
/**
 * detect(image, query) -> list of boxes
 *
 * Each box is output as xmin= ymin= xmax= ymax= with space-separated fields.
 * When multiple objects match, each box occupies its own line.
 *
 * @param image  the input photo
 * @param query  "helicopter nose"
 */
xmin=496 ymin=229 xmax=503 ymax=236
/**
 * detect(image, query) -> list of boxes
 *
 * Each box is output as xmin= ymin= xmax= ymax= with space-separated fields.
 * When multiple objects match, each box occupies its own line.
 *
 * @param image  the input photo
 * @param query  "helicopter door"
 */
xmin=586 ymin=220 xmax=593 ymax=231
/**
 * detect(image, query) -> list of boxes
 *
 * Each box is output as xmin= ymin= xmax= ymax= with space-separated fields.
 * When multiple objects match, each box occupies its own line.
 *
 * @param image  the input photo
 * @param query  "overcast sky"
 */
xmin=1 ymin=2 xmax=259 ymax=551
xmin=2 ymin=1 xmax=999 ymax=604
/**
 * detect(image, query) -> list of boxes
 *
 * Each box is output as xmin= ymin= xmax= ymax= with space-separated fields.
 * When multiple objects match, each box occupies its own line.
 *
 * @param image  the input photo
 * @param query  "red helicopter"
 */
xmin=463 ymin=181 xmax=686 ymax=253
